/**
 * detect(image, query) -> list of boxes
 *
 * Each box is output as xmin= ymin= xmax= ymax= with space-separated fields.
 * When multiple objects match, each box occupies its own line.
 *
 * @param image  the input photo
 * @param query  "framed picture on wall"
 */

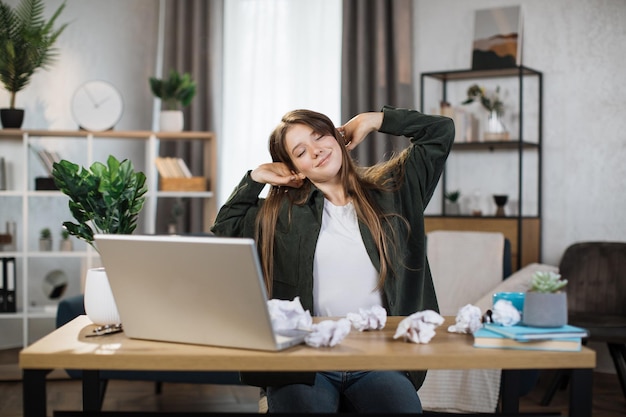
xmin=471 ymin=6 xmax=522 ymax=70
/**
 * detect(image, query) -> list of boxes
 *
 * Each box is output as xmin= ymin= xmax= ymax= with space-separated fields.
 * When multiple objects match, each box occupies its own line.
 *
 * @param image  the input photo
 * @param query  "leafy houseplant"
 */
xmin=462 ymin=84 xmax=504 ymax=115
xmin=52 ymin=155 xmax=147 ymax=325
xmin=149 ymin=69 xmax=196 ymax=132
xmin=149 ymin=69 xmax=196 ymax=111
xmin=523 ymin=271 xmax=569 ymax=328
xmin=462 ymin=84 xmax=509 ymax=141
xmin=51 ymin=155 xmax=147 ymax=251
xmin=0 ymin=0 xmax=68 ymax=128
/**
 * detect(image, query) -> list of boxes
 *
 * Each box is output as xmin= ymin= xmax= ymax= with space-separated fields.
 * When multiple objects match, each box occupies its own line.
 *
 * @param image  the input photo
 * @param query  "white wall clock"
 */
xmin=71 ymin=80 xmax=124 ymax=131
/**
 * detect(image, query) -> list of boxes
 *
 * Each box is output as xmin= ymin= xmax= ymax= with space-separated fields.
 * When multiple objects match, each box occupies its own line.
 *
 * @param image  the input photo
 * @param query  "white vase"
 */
xmin=84 ymin=267 xmax=121 ymax=325
xmin=483 ymin=110 xmax=509 ymax=141
xmin=159 ymin=110 xmax=184 ymax=132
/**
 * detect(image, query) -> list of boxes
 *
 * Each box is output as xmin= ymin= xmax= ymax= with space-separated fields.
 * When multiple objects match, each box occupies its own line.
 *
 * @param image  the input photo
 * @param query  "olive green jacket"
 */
xmin=211 ymin=106 xmax=454 ymax=390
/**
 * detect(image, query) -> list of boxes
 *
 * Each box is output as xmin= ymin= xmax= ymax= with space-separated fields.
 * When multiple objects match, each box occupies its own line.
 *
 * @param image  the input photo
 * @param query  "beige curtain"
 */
xmin=157 ymin=0 xmax=223 ymax=234
xmin=341 ymin=0 xmax=415 ymax=166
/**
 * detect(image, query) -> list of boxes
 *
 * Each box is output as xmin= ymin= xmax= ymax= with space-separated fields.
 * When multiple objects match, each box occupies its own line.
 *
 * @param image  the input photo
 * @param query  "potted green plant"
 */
xmin=52 ymin=155 xmax=147 ymax=325
xmin=0 ymin=0 xmax=68 ymax=128
xmin=444 ymin=190 xmax=461 ymax=215
xmin=38 ymin=227 xmax=52 ymax=251
xmin=59 ymin=228 xmax=72 ymax=251
xmin=462 ymin=84 xmax=509 ymax=141
xmin=149 ymin=69 xmax=196 ymax=132
xmin=522 ymin=271 xmax=569 ymax=328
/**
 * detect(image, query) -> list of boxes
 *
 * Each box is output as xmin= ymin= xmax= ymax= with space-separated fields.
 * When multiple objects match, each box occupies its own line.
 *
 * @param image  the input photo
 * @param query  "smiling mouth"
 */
xmin=316 ymin=153 xmax=331 ymax=167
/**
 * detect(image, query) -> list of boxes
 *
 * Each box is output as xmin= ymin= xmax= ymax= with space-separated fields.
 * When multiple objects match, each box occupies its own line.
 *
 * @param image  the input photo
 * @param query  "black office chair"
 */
xmin=541 ymin=241 xmax=626 ymax=405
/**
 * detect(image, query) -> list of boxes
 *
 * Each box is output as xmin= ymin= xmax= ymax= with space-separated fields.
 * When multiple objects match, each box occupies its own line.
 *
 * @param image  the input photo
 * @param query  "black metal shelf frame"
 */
xmin=420 ymin=65 xmax=543 ymax=268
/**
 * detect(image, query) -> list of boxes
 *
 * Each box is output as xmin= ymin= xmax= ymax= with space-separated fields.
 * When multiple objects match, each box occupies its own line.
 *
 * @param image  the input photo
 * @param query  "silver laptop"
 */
xmin=95 ymin=234 xmax=307 ymax=351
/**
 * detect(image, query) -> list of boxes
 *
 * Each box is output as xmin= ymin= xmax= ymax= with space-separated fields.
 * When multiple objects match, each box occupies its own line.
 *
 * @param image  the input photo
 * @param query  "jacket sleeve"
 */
xmin=378 ymin=105 xmax=454 ymax=206
xmin=210 ymin=171 xmax=266 ymax=238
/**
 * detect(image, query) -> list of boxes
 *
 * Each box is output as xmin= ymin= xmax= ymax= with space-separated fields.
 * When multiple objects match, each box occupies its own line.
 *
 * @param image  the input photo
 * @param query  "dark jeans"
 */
xmin=267 ymin=371 xmax=422 ymax=413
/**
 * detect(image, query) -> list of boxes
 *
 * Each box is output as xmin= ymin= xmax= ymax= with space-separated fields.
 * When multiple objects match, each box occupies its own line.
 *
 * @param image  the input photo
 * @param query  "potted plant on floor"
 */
xmin=522 ymin=271 xmax=569 ymax=328
xmin=149 ymin=69 xmax=196 ymax=132
xmin=0 ymin=0 xmax=68 ymax=128
xmin=52 ymin=155 xmax=147 ymax=325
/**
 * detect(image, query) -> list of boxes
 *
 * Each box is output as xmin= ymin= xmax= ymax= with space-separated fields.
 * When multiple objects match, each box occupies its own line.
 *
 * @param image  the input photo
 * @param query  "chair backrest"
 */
xmin=560 ymin=242 xmax=626 ymax=316
xmin=427 ymin=230 xmax=507 ymax=315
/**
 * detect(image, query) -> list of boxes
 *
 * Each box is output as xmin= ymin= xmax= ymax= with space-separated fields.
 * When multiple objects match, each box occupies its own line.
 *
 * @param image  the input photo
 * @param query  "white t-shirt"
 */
xmin=313 ymin=199 xmax=382 ymax=316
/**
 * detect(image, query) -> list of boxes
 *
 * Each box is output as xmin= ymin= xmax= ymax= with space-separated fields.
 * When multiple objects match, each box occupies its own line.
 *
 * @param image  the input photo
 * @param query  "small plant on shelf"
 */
xmin=51 ymin=155 xmax=147 ymax=251
xmin=149 ymin=69 xmax=196 ymax=110
xmin=529 ymin=271 xmax=568 ymax=293
xmin=462 ymin=84 xmax=504 ymax=115
xmin=444 ymin=190 xmax=460 ymax=203
xmin=39 ymin=227 xmax=52 ymax=251
xmin=59 ymin=228 xmax=72 ymax=251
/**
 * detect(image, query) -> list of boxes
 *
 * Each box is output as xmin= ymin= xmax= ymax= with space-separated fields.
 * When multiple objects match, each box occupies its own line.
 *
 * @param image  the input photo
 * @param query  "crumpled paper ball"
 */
xmin=491 ymin=299 xmax=521 ymax=326
xmin=393 ymin=310 xmax=445 ymax=344
xmin=305 ymin=318 xmax=352 ymax=348
xmin=346 ymin=305 xmax=387 ymax=331
xmin=267 ymin=296 xmax=313 ymax=332
xmin=448 ymin=304 xmax=483 ymax=334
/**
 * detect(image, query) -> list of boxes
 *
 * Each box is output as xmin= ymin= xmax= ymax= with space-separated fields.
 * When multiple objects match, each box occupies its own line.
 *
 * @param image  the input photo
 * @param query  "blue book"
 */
xmin=473 ymin=328 xmax=582 ymax=352
xmin=483 ymin=323 xmax=588 ymax=342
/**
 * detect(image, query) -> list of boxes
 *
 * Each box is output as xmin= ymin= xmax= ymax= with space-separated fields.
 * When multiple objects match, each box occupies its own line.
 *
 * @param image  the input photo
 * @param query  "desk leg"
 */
xmin=82 ymin=370 xmax=102 ymax=412
xmin=500 ymin=369 xmax=521 ymax=414
xmin=569 ymin=368 xmax=593 ymax=417
xmin=23 ymin=369 xmax=51 ymax=417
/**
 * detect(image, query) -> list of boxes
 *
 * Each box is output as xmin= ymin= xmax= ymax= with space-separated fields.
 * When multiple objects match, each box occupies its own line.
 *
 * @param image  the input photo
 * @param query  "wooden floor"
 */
xmin=1 ymin=348 xmax=625 ymax=416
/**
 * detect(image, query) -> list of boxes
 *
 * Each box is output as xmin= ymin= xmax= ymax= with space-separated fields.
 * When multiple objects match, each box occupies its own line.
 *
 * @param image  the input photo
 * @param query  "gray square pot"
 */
xmin=522 ymin=292 xmax=568 ymax=328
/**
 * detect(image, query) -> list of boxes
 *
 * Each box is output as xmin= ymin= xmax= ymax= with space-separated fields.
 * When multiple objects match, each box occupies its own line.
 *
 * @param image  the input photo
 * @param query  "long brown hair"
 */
xmin=255 ymin=109 xmax=410 ymax=295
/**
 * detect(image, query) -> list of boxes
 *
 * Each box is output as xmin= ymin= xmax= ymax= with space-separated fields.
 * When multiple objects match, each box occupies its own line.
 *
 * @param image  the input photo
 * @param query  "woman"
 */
xmin=211 ymin=105 xmax=454 ymax=413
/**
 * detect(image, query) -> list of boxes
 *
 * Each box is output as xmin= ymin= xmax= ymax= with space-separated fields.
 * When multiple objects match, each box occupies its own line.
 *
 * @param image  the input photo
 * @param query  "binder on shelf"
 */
xmin=0 ymin=258 xmax=5 ymax=312
xmin=1 ymin=257 xmax=16 ymax=313
xmin=4 ymin=257 xmax=16 ymax=312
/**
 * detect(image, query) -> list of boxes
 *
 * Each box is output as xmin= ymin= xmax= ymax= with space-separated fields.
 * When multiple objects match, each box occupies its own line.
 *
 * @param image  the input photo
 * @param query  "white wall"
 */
xmin=414 ymin=0 xmax=626 ymax=267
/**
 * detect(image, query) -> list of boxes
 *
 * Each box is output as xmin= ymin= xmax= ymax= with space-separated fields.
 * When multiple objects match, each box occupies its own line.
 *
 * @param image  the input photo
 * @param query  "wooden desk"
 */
xmin=20 ymin=316 xmax=595 ymax=416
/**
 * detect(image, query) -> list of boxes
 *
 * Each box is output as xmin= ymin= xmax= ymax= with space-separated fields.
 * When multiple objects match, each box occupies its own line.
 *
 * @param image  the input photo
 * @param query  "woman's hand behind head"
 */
xmin=251 ymin=162 xmax=305 ymax=188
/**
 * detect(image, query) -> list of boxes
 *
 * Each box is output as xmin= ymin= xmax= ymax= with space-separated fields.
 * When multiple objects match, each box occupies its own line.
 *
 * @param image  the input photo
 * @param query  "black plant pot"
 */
xmin=0 ymin=108 xmax=25 ymax=129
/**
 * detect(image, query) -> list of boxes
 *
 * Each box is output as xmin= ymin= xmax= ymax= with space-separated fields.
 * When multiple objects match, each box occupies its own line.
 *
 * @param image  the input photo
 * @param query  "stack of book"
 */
xmin=155 ymin=157 xmax=206 ymax=191
xmin=31 ymin=145 xmax=61 ymax=190
xmin=474 ymin=323 xmax=588 ymax=352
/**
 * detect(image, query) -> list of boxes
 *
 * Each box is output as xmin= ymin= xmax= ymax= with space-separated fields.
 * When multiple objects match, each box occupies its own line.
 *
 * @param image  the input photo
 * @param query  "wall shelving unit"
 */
xmin=0 ymin=129 xmax=216 ymax=347
xmin=420 ymin=66 xmax=543 ymax=271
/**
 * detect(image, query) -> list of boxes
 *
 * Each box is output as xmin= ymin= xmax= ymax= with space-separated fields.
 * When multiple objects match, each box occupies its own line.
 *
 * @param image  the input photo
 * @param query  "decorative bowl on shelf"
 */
xmin=493 ymin=194 xmax=508 ymax=217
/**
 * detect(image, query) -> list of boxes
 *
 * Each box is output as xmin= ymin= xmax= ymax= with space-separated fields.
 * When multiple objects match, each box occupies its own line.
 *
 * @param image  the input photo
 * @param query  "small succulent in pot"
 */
xmin=523 ymin=271 xmax=568 ymax=327
xmin=529 ymin=271 xmax=568 ymax=293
